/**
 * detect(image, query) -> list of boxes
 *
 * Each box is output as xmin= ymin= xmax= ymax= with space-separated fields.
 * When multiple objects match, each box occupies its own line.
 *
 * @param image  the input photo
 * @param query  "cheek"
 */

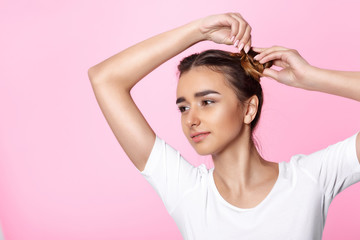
xmin=211 ymin=105 xmax=244 ymax=142
xmin=181 ymin=117 xmax=189 ymax=136
xmin=213 ymin=104 xmax=243 ymax=129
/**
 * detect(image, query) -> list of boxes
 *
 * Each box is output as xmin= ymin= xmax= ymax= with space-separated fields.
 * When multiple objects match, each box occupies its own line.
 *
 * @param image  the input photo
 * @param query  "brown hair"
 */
xmin=177 ymin=48 xmax=272 ymax=131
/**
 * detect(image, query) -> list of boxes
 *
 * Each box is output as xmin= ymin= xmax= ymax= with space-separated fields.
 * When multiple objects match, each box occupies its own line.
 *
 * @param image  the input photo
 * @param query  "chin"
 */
xmin=186 ymin=134 xmax=224 ymax=156
xmin=194 ymin=148 xmax=212 ymax=156
xmin=190 ymin=141 xmax=217 ymax=156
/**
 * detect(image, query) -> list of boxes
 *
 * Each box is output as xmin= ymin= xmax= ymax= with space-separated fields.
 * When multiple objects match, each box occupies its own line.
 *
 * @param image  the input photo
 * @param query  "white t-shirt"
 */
xmin=139 ymin=133 xmax=360 ymax=240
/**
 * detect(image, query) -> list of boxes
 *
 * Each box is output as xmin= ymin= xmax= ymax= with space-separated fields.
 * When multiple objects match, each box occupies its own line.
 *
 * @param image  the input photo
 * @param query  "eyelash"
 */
xmin=178 ymin=100 xmax=215 ymax=113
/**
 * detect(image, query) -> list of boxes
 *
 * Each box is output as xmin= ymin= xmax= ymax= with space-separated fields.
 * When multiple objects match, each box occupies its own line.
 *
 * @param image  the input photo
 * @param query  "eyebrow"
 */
xmin=176 ymin=90 xmax=220 ymax=104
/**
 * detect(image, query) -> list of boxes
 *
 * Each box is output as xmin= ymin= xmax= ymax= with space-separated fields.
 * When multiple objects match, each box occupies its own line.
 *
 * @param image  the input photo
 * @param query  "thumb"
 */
xmin=262 ymin=68 xmax=279 ymax=81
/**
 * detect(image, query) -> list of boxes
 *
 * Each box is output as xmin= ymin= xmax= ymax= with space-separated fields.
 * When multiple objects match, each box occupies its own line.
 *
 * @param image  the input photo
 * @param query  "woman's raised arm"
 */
xmin=253 ymin=46 xmax=360 ymax=102
xmin=88 ymin=13 xmax=252 ymax=171
xmin=253 ymin=46 xmax=360 ymax=163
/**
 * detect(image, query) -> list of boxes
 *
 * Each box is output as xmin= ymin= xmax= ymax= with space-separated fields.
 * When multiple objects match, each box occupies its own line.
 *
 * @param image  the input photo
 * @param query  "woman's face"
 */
xmin=176 ymin=66 xmax=247 ymax=155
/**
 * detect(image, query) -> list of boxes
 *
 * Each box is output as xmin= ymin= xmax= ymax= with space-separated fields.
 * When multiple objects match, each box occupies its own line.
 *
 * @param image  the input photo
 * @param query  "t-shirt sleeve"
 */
xmin=138 ymin=135 xmax=207 ymax=214
xmin=291 ymin=132 xmax=360 ymax=200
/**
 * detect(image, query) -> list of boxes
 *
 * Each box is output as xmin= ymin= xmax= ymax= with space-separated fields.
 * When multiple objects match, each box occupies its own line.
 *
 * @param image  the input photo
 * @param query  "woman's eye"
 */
xmin=178 ymin=106 xmax=189 ymax=113
xmin=202 ymin=100 xmax=214 ymax=105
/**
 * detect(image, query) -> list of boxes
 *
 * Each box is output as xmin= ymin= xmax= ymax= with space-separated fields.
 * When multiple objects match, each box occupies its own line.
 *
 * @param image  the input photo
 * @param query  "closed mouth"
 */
xmin=190 ymin=132 xmax=211 ymax=143
xmin=192 ymin=133 xmax=208 ymax=138
xmin=190 ymin=132 xmax=210 ymax=138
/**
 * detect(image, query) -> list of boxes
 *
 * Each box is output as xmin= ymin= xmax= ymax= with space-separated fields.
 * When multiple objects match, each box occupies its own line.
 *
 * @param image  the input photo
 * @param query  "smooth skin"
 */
xmin=88 ymin=13 xmax=360 ymax=209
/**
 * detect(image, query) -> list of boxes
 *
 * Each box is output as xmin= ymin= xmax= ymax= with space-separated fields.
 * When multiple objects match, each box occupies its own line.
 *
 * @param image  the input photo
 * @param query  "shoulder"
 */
xmin=289 ymin=132 xmax=359 ymax=170
xmin=286 ymin=132 xmax=360 ymax=197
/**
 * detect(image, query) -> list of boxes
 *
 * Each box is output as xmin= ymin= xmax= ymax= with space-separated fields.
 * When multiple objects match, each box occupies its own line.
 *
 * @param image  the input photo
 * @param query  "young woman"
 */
xmin=88 ymin=12 xmax=360 ymax=239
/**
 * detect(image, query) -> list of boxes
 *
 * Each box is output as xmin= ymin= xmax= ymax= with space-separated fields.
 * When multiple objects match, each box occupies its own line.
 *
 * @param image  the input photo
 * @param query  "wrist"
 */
xmin=301 ymin=66 xmax=325 ymax=91
xmin=185 ymin=18 xmax=207 ymax=43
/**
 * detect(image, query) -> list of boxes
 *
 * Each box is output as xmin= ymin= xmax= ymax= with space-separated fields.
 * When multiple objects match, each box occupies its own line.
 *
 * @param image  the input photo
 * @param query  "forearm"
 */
xmin=306 ymin=67 xmax=360 ymax=102
xmin=88 ymin=19 xmax=203 ymax=91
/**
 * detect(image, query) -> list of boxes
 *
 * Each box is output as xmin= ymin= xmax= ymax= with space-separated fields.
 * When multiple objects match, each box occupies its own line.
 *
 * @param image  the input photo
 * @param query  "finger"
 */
xmin=258 ymin=50 xmax=290 ymax=64
xmin=223 ymin=14 xmax=240 ymax=44
xmin=252 ymin=47 xmax=266 ymax=53
xmin=233 ymin=12 xmax=244 ymax=19
xmin=214 ymin=14 xmax=239 ymax=45
xmin=229 ymin=21 xmax=240 ymax=44
xmin=244 ymin=37 xmax=252 ymax=54
xmin=254 ymin=46 xmax=289 ymax=61
xmin=229 ymin=14 xmax=248 ymax=49
xmin=239 ymin=25 xmax=251 ymax=52
xmin=272 ymin=59 xmax=289 ymax=69
xmin=262 ymin=68 xmax=280 ymax=81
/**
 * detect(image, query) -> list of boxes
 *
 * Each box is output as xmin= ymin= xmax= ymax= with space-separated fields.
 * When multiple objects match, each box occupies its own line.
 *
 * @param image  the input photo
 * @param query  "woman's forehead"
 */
xmin=176 ymin=67 xmax=229 ymax=96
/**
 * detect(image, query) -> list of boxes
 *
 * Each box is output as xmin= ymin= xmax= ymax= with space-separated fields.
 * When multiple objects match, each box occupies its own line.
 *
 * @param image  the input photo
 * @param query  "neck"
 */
xmin=211 ymin=128 xmax=273 ymax=194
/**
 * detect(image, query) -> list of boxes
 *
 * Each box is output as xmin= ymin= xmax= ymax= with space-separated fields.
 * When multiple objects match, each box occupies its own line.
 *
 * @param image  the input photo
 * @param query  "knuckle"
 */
xmin=236 ymin=13 xmax=244 ymax=19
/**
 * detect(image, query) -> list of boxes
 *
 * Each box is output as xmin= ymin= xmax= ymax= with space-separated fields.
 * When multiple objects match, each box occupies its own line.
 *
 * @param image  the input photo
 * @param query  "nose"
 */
xmin=186 ymin=107 xmax=200 ymax=128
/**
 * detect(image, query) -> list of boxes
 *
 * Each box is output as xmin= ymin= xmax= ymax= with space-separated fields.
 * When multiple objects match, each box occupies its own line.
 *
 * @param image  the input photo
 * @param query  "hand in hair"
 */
xmin=252 ymin=46 xmax=311 ymax=89
xmin=198 ymin=12 xmax=252 ymax=53
xmin=252 ymin=46 xmax=360 ymax=102
xmin=253 ymin=45 xmax=360 ymax=163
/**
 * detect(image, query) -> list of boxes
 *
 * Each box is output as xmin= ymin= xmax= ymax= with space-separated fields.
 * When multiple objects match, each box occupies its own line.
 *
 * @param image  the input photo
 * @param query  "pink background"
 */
xmin=1 ymin=0 xmax=360 ymax=239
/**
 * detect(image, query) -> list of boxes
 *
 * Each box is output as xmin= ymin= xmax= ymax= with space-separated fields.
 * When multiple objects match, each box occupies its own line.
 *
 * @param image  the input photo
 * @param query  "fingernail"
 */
xmin=238 ymin=42 xmax=244 ymax=52
xmin=234 ymin=40 xmax=239 ymax=47
xmin=244 ymin=45 xmax=250 ymax=54
xmin=254 ymin=54 xmax=260 ymax=60
xmin=230 ymin=36 xmax=235 ymax=42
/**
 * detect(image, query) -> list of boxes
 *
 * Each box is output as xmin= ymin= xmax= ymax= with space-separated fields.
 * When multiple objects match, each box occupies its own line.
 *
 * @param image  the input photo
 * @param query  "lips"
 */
xmin=190 ymin=132 xmax=210 ymax=138
xmin=191 ymin=132 xmax=210 ymax=143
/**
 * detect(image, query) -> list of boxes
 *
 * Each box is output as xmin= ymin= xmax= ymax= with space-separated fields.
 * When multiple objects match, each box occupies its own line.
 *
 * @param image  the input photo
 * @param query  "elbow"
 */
xmin=87 ymin=66 xmax=130 ymax=92
xmin=87 ymin=64 xmax=132 ymax=92
xmin=87 ymin=65 xmax=118 ymax=86
xmin=88 ymin=66 xmax=99 ymax=83
xmin=88 ymin=65 xmax=108 ymax=86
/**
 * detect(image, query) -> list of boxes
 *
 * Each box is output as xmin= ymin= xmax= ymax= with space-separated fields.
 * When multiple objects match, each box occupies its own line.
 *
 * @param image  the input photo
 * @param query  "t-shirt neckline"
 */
xmin=209 ymin=162 xmax=283 ymax=212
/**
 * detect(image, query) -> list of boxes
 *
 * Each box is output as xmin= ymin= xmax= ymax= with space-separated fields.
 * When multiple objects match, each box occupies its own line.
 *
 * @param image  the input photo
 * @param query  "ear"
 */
xmin=243 ymin=95 xmax=259 ymax=125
